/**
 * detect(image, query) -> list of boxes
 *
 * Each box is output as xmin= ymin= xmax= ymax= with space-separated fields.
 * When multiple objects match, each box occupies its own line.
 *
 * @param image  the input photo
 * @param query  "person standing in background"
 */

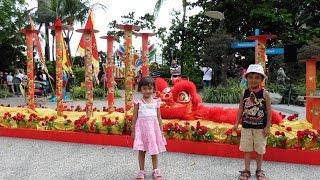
xmin=200 ymin=64 xmax=213 ymax=87
xmin=170 ymin=58 xmax=181 ymax=84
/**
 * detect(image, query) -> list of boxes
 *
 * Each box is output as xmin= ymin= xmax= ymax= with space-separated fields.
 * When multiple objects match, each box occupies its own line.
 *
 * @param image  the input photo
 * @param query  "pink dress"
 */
xmin=133 ymin=98 xmax=167 ymax=155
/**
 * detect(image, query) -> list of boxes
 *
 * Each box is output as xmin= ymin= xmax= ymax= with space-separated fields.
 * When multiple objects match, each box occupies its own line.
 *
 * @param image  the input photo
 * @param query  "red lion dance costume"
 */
xmin=155 ymin=78 xmax=283 ymax=124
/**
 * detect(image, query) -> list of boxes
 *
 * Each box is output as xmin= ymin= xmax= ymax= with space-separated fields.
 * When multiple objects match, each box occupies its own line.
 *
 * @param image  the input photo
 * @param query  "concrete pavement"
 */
xmin=0 ymin=137 xmax=319 ymax=180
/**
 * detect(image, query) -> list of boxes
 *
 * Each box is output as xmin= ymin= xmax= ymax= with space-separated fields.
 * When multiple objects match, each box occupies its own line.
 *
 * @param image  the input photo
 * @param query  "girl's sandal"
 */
xmin=152 ymin=169 xmax=162 ymax=180
xmin=256 ymin=170 xmax=266 ymax=180
xmin=239 ymin=170 xmax=251 ymax=180
xmin=135 ymin=170 xmax=145 ymax=180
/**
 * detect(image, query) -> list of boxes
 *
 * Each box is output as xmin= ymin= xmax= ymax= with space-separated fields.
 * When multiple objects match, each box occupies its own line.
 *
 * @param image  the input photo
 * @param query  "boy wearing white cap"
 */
xmin=233 ymin=64 xmax=271 ymax=180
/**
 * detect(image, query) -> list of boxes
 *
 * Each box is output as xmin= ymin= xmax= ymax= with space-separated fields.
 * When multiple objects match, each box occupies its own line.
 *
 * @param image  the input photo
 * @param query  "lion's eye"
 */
xmin=177 ymin=91 xmax=190 ymax=103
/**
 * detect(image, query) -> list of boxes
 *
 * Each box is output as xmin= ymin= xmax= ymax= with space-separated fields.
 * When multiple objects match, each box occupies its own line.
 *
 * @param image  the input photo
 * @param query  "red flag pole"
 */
xmin=49 ymin=18 xmax=73 ymax=116
xmin=76 ymin=28 xmax=99 ymax=118
xmin=101 ymin=35 xmax=117 ymax=111
xmin=116 ymin=24 xmax=140 ymax=115
xmin=21 ymin=27 xmax=38 ymax=111
xmin=134 ymin=32 xmax=155 ymax=77
xmin=246 ymin=34 xmax=276 ymax=87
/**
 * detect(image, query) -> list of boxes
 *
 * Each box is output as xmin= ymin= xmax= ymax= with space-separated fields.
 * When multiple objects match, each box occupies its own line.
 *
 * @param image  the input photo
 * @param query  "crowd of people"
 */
xmin=0 ymin=69 xmax=26 ymax=95
xmin=0 ymin=68 xmax=49 ymax=96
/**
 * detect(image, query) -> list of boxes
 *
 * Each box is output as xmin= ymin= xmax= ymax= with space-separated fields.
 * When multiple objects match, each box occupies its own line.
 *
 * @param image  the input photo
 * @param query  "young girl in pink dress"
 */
xmin=131 ymin=76 xmax=167 ymax=180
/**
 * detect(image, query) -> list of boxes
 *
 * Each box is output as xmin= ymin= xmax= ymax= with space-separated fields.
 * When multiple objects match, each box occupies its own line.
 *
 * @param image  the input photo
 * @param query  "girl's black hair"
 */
xmin=138 ymin=76 xmax=155 ymax=91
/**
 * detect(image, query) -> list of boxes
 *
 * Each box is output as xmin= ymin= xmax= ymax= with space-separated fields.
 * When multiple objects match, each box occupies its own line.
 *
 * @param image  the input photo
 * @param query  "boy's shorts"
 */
xmin=239 ymin=128 xmax=267 ymax=155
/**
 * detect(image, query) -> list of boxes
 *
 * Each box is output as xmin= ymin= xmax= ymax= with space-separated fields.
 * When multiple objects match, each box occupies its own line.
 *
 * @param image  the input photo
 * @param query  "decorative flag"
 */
xmin=76 ymin=10 xmax=99 ymax=84
xmin=135 ymin=58 xmax=143 ymax=67
xmin=29 ymin=16 xmax=54 ymax=81
xmin=117 ymin=44 xmax=125 ymax=60
xmin=62 ymin=39 xmax=73 ymax=74
xmin=148 ymin=44 xmax=157 ymax=60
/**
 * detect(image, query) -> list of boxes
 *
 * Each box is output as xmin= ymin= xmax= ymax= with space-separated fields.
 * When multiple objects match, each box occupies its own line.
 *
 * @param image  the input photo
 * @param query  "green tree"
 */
xmin=35 ymin=0 xmax=106 ymax=60
xmin=154 ymin=0 xmax=188 ymax=70
xmin=0 ymin=0 xmax=29 ymax=71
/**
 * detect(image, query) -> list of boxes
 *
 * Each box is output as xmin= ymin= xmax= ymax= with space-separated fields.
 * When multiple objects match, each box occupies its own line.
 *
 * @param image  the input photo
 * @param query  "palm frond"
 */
xmin=153 ymin=0 xmax=167 ymax=18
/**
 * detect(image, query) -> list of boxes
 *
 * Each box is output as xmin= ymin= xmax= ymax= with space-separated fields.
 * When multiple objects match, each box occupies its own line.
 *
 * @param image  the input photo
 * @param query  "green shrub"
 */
xmin=73 ymin=66 xmax=85 ymax=86
xmin=70 ymin=86 xmax=86 ymax=99
xmin=0 ymin=89 xmax=13 ymax=98
xmin=115 ymin=87 xmax=122 ymax=98
xmin=71 ymin=86 xmax=122 ymax=99
xmin=202 ymin=78 xmax=241 ymax=103
xmin=93 ymin=87 xmax=106 ymax=98
xmin=267 ymin=81 xmax=306 ymax=96
xmin=116 ymin=79 xmax=125 ymax=90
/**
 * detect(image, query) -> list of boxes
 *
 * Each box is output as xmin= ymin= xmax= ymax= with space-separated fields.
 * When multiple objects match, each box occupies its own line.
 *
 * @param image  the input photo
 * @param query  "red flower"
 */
xmin=116 ymin=107 xmax=124 ymax=113
xmin=3 ymin=112 xmax=12 ymax=119
xmin=90 ymin=120 xmax=96 ymax=131
xmin=102 ymin=117 xmax=115 ymax=126
xmin=49 ymin=116 xmax=56 ymax=122
xmin=196 ymin=121 xmax=201 ymax=129
xmin=225 ymin=129 xmax=233 ymax=135
xmin=275 ymin=131 xmax=281 ymax=136
xmin=28 ymin=113 xmax=38 ymax=122
xmin=279 ymin=112 xmax=286 ymax=119
xmin=297 ymin=131 xmax=305 ymax=140
xmin=287 ymin=113 xmax=298 ymax=121
xmin=286 ymin=127 xmax=292 ymax=132
xmin=281 ymin=132 xmax=285 ymax=136
xmin=180 ymin=126 xmax=188 ymax=133
xmin=185 ymin=121 xmax=190 ymax=126
xmin=125 ymin=115 xmax=133 ymax=122
xmin=63 ymin=115 xmax=68 ymax=119
xmin=12 ymin=113 xmax=25 ymax=122
xmin=115 ymin=117 xmax=119 ymax=121
xmin=163 ymin=123 xmax=174 ymax=132
xmin=74 ymin=115 xmax=89 ymax=129
xmin=197 ymin=126 xmax=208 ymax=136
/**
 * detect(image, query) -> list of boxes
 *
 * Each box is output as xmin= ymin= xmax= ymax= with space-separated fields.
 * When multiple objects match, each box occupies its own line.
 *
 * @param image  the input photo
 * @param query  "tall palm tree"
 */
xmin=36 ymin=0 xmax=93 ymax=60
xmin=153 ymin=0 xmax=187 ymax=24
xmin=153 ymin=0 xmax=188 ymax=70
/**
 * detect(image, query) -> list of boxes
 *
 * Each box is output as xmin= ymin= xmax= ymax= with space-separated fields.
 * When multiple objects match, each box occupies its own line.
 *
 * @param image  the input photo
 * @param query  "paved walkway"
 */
xmin=0 ymin=137 xmax=319 ymax=180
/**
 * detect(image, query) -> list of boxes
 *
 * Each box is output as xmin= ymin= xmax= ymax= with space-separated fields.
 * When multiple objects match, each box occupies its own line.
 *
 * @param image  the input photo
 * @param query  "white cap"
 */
xmin=243 ymin=64 xmax=267 ymax=79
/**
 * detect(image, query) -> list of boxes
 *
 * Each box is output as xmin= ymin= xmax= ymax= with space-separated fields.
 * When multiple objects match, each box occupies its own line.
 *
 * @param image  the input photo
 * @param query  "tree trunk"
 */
xmin=180 ymin=0 xmax=187 ymax=73
xmin=45 ymin=22 xmax=50 ymax=61
xmin=51 ymin=29 xmax=55 ymax=61
xmin=220 ymin=56 xmax=228 ymax=87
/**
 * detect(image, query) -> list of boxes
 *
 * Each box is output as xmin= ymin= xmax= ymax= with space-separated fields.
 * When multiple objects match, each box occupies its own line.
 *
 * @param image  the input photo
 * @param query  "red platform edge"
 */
xmin=0 ymin=127 xmax=319 ymax=165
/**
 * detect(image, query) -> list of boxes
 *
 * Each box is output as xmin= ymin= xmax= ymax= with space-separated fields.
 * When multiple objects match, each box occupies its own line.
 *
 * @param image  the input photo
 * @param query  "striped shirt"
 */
xmin=151 ymin=70 xmax=161 ymax=78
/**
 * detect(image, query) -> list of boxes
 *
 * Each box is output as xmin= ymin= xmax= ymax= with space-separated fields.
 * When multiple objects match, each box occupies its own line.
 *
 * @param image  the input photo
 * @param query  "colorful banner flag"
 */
xmin=117 ymin=44 xmax=125 ymax=60
xmin=76 ymin=10 xmax=99 ymax=84
xmin=148 ymin=44 xmax=157 ymax=60
xmin=62 ymin=39 xmax=73 ymax=74
xmin=29 ymin=16 xmax=54 ymax=81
